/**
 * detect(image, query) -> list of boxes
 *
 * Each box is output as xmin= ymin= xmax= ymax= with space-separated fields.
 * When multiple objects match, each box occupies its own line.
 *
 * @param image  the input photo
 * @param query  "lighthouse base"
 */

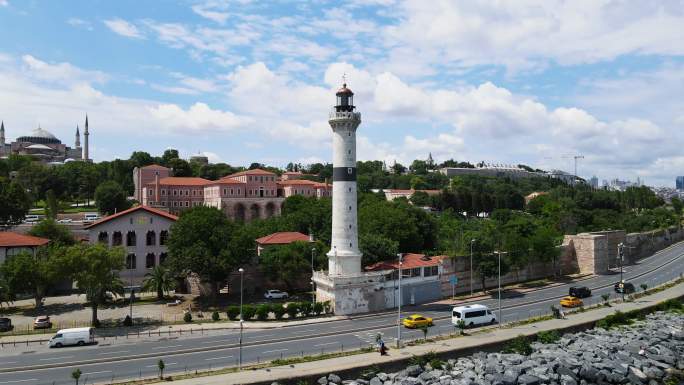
xmin=313 ymin=271 xmax=387 ymax=315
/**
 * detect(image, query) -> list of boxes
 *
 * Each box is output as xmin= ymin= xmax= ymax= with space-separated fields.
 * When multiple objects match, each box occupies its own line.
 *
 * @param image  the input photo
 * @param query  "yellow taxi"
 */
xmin=402 ymin=314 xmax=433 ymax=328
xmin=559 ymin=296 xmax=583 ymax=308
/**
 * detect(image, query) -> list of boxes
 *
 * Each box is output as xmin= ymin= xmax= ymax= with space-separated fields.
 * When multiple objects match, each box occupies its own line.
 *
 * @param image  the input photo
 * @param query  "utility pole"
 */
xmin=238 ymin=268 xmax=244 ymax=369
xmin=470 ymin=239 xmax=475 ymax=297
xmin=311 ymin=247 xmax=316 ymax=306
xmin=618 ymin=243 xmax=625 ymax=301
xmin=396 ymin=253 xmax=403 ymax=348
xmin=496 ymin=251 xmax=502 ymax=328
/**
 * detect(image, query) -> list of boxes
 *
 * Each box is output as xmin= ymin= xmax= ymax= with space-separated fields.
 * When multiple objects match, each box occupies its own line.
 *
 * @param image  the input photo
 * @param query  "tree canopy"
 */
xmin=94 ymin=181 xmax=131 ymax=215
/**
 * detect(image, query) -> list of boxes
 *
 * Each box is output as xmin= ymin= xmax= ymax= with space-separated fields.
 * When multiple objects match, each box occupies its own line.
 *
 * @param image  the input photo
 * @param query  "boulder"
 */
xmin=329 ymin=374 xmax=342 ymax=384
xmin=318 ymin=377 xmax=329 ymax=385
xmin=626 ymin=366 xmax=648 ymax=384
xmin=405 ymin=365 xmax=422 ymax=377
xmin=370 ymin=377 xmax=383 ymax=385
xmin=517 ymin=374 xmax=541 ymax=385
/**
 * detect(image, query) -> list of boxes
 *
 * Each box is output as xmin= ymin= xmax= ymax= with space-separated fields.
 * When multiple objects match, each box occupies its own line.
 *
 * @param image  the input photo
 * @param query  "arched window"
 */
xmin=126 ymin=231 xmax=137 ymax=246
xmin=146 ymin=253 xmax=155 ymax=268
xmin=97 ymin=231 xmax=108 ymax=244
xmin=112 ymin=231 xmax=123 ymax=246
xmin=159 ymin=252 xmax=168 ymax=265
xmin=146 ymin=231 xmax=156 ymax=246
xmin=159 ymin=230 xmax=169 ymax=246
xmin=126 ymin=254 xmax=136 ymax=269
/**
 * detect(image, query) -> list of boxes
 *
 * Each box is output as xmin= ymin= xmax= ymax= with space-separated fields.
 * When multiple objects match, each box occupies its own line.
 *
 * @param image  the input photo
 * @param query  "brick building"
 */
xmin=134 ymin=165 xmax=331 ymax=220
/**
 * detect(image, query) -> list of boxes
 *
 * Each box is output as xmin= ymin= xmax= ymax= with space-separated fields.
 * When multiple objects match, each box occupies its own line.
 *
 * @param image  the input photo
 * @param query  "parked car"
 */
xmin=57 ymin=218 xmax=72 ymax=224
xmin=402 ymin=314 xmax=433 ymax=328
xmin=451 ymin=304 xmax=497 ymax=327
xmin=614 ymin=281 xmax=635 ymax=294
xmin=33 ymin=316 xmax=53 ymax=329
xmin=569 ymin=286 xmax=592 ymax=298
xmin=560 ymin=296 xmax=583 ymax=308
xmin=0 ymin=317 xmax=13 ymax=332
xmin=264 ymin=289 xmax=289 ymax=299
xmin=49 ymin=327 xmax=95 ymax=348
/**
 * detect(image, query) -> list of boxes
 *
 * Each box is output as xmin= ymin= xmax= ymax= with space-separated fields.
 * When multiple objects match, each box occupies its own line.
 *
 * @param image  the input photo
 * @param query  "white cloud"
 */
xmin=21 ymin=55 xmax=108 ymax=85
xmin=0 ymin=0 xmax=7 ymax=7
xmin=148 ymin=102 xmax=251 ymax=132
xmin=192 ymin=2 xmax=230 ymax=24
xmin=67 ymin=18 xmax=92 ymax=30
xmin=104 ymin=18 xmax=144 ymax=39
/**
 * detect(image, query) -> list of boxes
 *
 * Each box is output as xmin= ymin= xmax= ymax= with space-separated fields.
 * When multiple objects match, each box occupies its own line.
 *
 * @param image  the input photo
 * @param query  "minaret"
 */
xmin=0 ymin=121 xmax=5 ymax=147
xmin=75 ymin=125 xmax=81 ymax=149
xmin=83 ymin=115 xmax=89 ymax=161
xmin=327 ymin=82 xmax=362 ymax=276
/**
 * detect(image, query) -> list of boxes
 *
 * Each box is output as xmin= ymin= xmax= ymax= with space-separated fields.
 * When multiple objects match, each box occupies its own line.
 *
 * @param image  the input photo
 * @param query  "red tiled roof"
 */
xmin=214 ymin=177 xmax=247 ymax=185
xmin=227 ymin=169 xmax=275 ymax=178
xmin=388 ymin=189 xmax=441 ymax=195
xmin=283 ymin=171 xmax=303 ymax=175
xmin=158 ymin=177 xmax=211 ymax=186
xmin=313 ymin=183 xmax=331 ymax=189
xmin=277 ymin=180 xmax=317 ymax=186
xmin=365 ymin=253 xmax=447 ymax=272
xmin=141 ymin=164 xmax=169 ymax=170
xmin=0 ymin=232 xmax=50 ymax=247
xmin=86 ymin=205 xmax=178 ymax=229
xmin=256 ymin=232 xmax=311 ymax=245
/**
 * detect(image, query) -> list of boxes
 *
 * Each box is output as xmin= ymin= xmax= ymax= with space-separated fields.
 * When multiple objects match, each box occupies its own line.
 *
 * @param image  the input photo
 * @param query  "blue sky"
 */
xmin=0 ymin=1 xmax=682 ymax=186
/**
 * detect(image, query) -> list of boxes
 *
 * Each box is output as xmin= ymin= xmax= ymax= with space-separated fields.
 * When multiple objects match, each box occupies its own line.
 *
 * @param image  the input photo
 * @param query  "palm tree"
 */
xmin=143 ymin=265 xmax=175 ymax=300
xmin=70 ymin=244 xmax=125 ymax=326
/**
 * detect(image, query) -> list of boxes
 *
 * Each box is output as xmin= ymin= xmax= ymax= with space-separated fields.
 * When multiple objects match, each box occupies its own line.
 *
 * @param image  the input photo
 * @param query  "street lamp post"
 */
xmin=129 ymin=259 xmax=134 ymax=321
xmin=238 ymin=268 xmax=244 ymax=369
xmin=618 ymin=243 xmax=625 ymax=301
xmin=396 ymin=253 xmax=403 ymax=348
xmin=311 ymin=247 xmax=316 ymax=306
xmin=495 ymin=251 xmax=502 ymax=328
xmin=470 ymin=239 xmax=475 ymax=297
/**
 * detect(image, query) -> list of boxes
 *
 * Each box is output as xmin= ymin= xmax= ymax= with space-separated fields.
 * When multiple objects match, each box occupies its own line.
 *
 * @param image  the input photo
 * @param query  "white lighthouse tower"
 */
xmin=328 ymin=83 xmax=362 ymax=276
xmin=313 ymin=82 xmax=385 ymax=315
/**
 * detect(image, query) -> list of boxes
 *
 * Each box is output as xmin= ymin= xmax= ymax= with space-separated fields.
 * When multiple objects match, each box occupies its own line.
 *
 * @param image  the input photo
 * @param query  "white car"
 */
xmin=264 ymin=290 xmax=289 ymax=299
xmin=57 ymin=218 xmax=73 ymax=224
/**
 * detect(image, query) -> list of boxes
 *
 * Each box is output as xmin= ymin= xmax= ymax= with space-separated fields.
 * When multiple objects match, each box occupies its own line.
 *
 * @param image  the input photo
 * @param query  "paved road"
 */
xmin=1 ymin=242 xmax=683 ymax=385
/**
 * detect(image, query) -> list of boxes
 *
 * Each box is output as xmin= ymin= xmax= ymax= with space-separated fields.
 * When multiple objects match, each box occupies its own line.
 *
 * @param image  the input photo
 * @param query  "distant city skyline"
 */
xmin=0 ymin=1 xmax=682 ymax=187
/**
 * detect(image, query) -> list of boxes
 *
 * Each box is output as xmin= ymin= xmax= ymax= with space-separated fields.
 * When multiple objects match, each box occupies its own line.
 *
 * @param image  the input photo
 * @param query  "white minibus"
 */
xmin=48 ymin=327 xmax=95 ymax=348
xmin=451 ymin=304 xmax=497 ymax=327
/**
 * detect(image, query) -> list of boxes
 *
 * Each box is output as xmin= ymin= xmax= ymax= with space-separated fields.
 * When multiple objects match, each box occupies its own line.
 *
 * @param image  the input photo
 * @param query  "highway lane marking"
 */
xmin=201 ymin=339 xmax=234 ymax=344
xmin=97 ymin=350 xmax=130 ymax=355
xmin=82 ymin=370 xmax=112 ymax=375
xmin=248 ymin=334 xmax=274 ymax=338
xmin=146 ymin=362 xmax=176 ymax=368
xmin=0 ymin=362 xmax=18 ymax=364
xmin=204 ymin=355 xmax=233 ymax=361
xmin=291 ymin=329 xmax=316 ymax=334
xmin=0 ymin=379 xmax=38 ymax=384
xmin=152 ymin=345 xmax=183 ymax=349
xmin=262 ymin=348 xmax=288 ymax=354
xmin=39 ymin=356 xmax=73 ymax=361
xmin=314 ymin=342 xmax=339 ymax=347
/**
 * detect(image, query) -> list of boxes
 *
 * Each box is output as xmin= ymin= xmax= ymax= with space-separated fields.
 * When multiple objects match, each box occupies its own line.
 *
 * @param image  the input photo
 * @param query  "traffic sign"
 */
xmin=449 ymin=276 xmax=458 ymax=286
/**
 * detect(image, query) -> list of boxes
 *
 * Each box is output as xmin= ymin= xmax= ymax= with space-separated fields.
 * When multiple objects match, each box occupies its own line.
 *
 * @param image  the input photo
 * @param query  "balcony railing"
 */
xmin=329 ymin=109 xmax=361 ymax=121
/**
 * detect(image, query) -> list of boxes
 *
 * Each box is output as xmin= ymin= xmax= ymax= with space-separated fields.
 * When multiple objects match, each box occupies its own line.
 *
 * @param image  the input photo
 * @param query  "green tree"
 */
xmin=161 ymin=149 xmax=179 ymax=165
xmin=0 ymin=246 xmax=73 ymax=308
xmin=259 ymin=241 xmax=326 ymax=291
xmin=29 ymin=219 xmax=75 ymax=245
xmin=0 ymin=178 xmax=30 ymax=228
xmin=70 ymin=244 xmax=125 ymax=326
xmin=359 ymin=233 xmax=399 ymax=266
xmin=129 ymin=151 xmax=155 ymax=168
xmin=45 ymin=189 xmax=59 ymax=219
xmin=71 ymin=368 xmax=82 ymax=385
xmin=167 ymin=206 xmax=237 ymax=299
xmin=143 ymin=265 xmax=175 ymax=300
xmin=410 ymin=191 xmax=431 ymax=206
xmin=94 ymin=181 xmax=130 ymax=216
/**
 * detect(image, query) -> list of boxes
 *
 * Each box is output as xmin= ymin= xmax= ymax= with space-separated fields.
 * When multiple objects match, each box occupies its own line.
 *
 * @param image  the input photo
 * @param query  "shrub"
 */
xmin=502 ymin=335 xmax=533 ymax=355
xmin=256 ymin=304 xmax=270 ymax=321
xmin=226 ymin=306 xmax=240 ymax=321
xmin=313 ymin=302 xmax=324 ymax=316
xmin=537 ymin=330 xmax=561 ymax=344
xmin=322 ymin=301 xmax=332 ymax=314
xmin=123 ymin=315 xmax=133 ymax=327
xmin=409 ymin=351 xmax=439 ymax=367
xmin=640 ymin=283 xmax=648 ymax=292
xmin=272 ymin=304 xmax=286 ymax=320
xmin=601 ymin=294 xmax=610 ymax=306
xmin=429 ymin=358 xmax=445 ymax=370
xmin=242 ymin=304 xmax=256 ymax=320
xmin=299 ymin=302 xmax=312 ymax=317
xmin=596 ymin=310 xmax=634 ymax=329
xmin=285 ymin=303 xmax=299 ymax=319
xmin=211 ymin=311 xmax=220 ymax=321
xmin=183 ymin=312 xmax=192 ymax=323
xmin=456 ymin=319 xmax=467 ymax=335
xmin=550 ymin=305 xmax=561 ymax=319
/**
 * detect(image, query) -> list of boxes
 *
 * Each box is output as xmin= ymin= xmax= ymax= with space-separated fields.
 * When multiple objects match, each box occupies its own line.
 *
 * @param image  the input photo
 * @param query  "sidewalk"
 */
xmin=171 ymin=282 xmax=684 ymax=385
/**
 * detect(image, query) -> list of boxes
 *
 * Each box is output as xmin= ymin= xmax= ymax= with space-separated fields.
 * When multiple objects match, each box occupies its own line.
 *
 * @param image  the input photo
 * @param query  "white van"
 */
xmin=24 ymin=215 xmax=40 ymax=223
xmin=49 ymin=327 xmax=95 ymax=348
xmin=452 ymin=304 xmax=497 ymax=327
xmin=82 ymin=213 xmax=100 ymax=224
